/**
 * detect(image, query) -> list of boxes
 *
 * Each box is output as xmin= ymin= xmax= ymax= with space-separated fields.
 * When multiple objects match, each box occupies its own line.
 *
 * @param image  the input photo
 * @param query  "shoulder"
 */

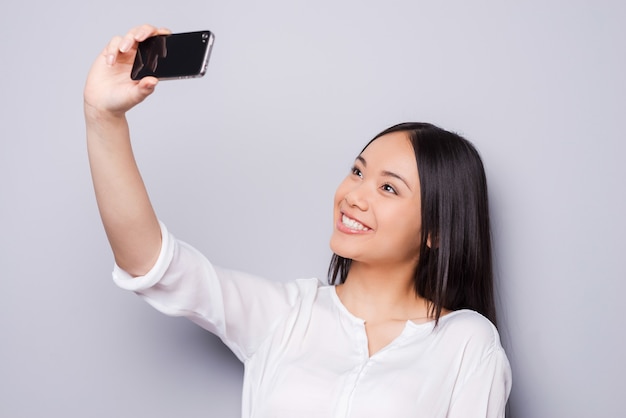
xmin=289 ymin=277 xmax=327 ymax=303
xmin=434 ymin=310 xmax=504 ymax=360
xmin=436 ymin=311 xmax=512 ymax=407
xmin=213 ymin=266 xmax=324 ymax=300
xmin=425 ymin=310 xmax=511 ymax=392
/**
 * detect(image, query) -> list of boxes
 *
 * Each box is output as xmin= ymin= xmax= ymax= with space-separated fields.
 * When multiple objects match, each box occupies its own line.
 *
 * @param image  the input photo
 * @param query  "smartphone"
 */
xmin=131 ymin=30 xmax=215 ymax=80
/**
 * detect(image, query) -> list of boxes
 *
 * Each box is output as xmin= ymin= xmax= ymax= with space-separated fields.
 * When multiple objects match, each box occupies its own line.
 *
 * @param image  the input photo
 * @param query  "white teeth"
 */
xmin=342 ymin=214 xmax=369 ymax=231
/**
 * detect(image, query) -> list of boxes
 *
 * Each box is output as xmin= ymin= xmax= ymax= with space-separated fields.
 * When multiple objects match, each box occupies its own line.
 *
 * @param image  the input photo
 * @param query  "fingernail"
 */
xmin=106 ymin=54 xmax=115 ymax=66
xmin=119 ymin=39 xmax=132 ymax=53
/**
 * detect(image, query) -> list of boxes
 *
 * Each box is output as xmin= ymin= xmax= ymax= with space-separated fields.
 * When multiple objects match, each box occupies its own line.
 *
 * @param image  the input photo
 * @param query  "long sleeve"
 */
xmin=112 ymin=221 xmax=313 ymax=362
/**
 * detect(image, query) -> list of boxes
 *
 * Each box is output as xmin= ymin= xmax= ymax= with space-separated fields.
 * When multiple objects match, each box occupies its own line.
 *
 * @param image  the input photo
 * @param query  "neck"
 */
xmin=337 ymin=261 xmax=431 ymax=323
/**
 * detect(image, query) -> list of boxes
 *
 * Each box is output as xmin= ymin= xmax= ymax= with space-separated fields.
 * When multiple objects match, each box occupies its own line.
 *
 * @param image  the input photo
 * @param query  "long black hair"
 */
xmin=328 ymin=122 xmax=497 ymax=326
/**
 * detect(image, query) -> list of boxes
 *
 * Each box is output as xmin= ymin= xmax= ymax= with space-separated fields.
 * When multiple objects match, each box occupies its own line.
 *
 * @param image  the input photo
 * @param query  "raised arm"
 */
xmin=84 ymin=25 xmax=170 ymax=276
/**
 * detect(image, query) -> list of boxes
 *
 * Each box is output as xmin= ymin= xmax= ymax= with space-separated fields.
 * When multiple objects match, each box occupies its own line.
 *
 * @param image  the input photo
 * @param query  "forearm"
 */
xmin=86 ymin=108 xmax=161 ymax=276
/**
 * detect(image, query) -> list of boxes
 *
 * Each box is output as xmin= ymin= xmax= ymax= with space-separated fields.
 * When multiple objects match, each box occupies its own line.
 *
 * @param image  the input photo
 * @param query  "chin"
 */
xmin=329 ymin=235 xmax=350 ymax=259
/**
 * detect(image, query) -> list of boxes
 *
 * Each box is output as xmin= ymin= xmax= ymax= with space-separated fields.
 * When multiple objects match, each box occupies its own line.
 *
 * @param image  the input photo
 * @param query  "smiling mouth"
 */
xmin=342 ymin=214 xmax=370 ymax=231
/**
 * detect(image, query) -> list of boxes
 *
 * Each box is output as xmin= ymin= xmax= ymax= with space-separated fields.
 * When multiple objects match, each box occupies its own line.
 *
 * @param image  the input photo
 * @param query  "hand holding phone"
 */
xmin=131 ymin=31 xmax=215 ymax=80
xmin=85 ymin=26 xmax=213 ymax=118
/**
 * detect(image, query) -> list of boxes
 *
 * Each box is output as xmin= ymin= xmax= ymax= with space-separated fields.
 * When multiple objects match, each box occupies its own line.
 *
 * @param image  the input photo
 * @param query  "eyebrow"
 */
xmin=356 ymin=156 xmax=413 ymax=191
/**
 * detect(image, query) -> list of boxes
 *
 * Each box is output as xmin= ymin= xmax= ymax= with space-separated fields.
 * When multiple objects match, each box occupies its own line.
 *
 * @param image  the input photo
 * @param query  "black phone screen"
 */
xmin=131 ymin=31 xmax=214 ymax=80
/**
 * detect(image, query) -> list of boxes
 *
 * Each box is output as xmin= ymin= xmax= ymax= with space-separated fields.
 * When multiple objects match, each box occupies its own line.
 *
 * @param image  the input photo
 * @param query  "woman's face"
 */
xmin=330 ymin=131 xmax=422 ymax=268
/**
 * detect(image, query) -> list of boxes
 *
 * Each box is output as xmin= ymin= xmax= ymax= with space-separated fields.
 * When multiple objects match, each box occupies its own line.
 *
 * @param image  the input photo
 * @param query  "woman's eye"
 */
xmin=351 ymin=166 xmax=363 ymax=177
xmin=382 ymin=184 xmax=397 ymax=195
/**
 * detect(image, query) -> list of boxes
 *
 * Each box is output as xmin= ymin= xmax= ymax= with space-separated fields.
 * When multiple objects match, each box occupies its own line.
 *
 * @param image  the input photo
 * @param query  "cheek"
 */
xmin=390 ymin=206 xmax=422 ymax=247
xmin=333 ymin=179 xmax=349 ymax=207
xmin=406 ymin=214 xmax=423 ymax=252
xmin=332 ymin=185 xmax=344 ymax=223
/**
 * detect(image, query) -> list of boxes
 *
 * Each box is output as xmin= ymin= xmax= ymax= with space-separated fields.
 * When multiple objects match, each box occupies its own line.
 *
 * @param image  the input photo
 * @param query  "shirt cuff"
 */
xmin=112 ymin=221 xmax=175 ymax=292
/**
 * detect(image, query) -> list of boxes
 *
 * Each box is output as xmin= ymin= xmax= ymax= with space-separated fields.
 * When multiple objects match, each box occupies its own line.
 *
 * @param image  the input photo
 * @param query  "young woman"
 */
xmin=85 ymin=25 xmax=512 ymax=417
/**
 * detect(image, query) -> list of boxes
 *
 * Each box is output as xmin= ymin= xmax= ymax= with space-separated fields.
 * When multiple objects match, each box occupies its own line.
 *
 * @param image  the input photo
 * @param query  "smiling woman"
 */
xmin=330 ymin=131 xmax=423 ymax=272
xmin=330 ymin=123 xmax=498 ymax=328
xmin=85 ymin=24 xmax=511 ymax=418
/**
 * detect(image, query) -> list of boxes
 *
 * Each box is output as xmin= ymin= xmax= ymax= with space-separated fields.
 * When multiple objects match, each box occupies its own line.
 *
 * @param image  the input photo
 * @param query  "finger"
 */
xmin=134 ymin=77 xmax=159 ymax=101
xmin=103 ymin=35 xmax=124 ymax=66
xmin=119 ymin=24 xmax=167 ymax=52
xmin=132 ymin=23 xmax=161 ymax=41
xmin=139 ymin=76 xmax=158 ymax=89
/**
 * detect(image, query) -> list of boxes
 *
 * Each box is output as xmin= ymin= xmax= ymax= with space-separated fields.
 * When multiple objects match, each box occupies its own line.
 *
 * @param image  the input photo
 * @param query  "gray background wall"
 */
xmin=1 ymin=1 xmax=624 ymax=417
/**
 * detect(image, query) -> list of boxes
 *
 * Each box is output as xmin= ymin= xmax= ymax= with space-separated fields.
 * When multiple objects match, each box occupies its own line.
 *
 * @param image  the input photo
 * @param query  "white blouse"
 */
xmin=113 ymin=222 xmax=512 ymax=418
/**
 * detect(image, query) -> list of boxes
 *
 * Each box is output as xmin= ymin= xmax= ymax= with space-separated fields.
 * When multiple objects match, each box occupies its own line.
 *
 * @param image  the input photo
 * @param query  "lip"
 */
xmin=336 ymin=210 xmax=373 ymax=234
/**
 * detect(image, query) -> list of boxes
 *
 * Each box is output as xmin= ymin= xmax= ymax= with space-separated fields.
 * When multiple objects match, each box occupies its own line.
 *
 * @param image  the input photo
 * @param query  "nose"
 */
xmin=344 ymin=185 xmax=369 ymax=211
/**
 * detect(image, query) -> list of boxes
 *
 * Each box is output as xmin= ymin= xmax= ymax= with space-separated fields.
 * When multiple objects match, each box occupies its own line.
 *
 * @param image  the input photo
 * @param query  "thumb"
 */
xmin=133 ymin=77 xmax=159 ymax=103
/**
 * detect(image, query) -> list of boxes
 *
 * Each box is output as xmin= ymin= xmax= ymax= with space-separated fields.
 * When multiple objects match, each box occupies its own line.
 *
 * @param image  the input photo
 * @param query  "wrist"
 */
xmin=84 ymin=101 xmax=126 ymax=123
xmin=84 ymin=103 xmax=131 ymax=149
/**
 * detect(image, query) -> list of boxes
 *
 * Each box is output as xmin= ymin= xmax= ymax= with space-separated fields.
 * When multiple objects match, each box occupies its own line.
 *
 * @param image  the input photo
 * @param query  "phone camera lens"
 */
xmin=202 ymin=33 xmax=209 ymax=40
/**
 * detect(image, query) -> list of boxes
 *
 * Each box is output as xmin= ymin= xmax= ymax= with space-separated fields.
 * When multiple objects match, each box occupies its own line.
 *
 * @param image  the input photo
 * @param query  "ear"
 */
xmin=426 ymin=233 xmax=438 ymax=249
